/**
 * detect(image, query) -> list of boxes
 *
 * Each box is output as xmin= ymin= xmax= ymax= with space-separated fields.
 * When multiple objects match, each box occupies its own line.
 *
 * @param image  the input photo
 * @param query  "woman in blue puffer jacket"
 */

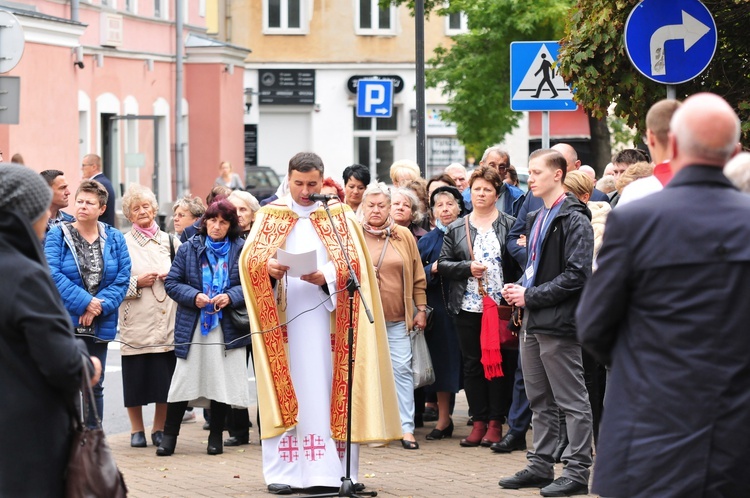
xmin=45 ymin=179 xmax=131 ymax=427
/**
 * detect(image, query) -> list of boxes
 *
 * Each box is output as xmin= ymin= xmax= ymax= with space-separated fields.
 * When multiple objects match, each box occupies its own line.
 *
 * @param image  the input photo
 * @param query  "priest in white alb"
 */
xmin=239 ymin=152 xmax=401 ymax=495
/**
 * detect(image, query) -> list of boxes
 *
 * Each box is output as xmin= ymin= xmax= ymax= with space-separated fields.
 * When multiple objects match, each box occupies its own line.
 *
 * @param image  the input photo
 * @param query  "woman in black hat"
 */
xmin=416 ymin=186 xmax=465 ymax=440
xmin=0 ymin=164 xmax=101 ymax=497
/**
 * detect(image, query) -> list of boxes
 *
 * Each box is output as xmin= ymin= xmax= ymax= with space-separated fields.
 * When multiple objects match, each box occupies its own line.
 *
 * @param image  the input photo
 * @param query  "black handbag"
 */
xmin=227 ymin=303 xmax=250 ymax=330
xmin=66 ymin=358 xmax=128 ymax=498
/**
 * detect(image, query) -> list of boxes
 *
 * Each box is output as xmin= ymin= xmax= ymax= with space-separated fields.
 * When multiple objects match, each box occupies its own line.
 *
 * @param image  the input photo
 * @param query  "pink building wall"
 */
xmin=185 ymin=62 xmax=245 ymax=197
xmin=0 ymin=1 xmax=250 ymax=221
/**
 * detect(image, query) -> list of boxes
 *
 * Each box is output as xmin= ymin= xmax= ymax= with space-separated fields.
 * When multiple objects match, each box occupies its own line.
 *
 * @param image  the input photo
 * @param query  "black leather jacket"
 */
xmin=438 ymin=211 xmax=520 ymax=315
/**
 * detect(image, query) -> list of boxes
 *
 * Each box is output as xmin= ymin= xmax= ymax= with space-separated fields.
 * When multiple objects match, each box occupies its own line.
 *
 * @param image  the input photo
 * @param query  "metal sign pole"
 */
xmin=415 ymin=0 xmax=426 ymax=177
xmin=666 ymin=85 xmax=676 ymax=100
xmin=369 ymin=117 xmax=377 ymax=182
xmin=542 ymin=111 xmax=550 ymax=149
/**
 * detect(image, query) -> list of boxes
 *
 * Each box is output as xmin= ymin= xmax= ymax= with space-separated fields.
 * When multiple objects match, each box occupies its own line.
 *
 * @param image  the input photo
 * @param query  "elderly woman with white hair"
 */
xmin=360 ymin=183 xmax=428 ymax=450
xmin=119 ymin=184 xmax=180 ymax=448
xmin=724 ymin=152 xmax=750 ymax=193
xmin=391 ymin=186 xmax=428 ymax=240
xmin=228 ymin=190 xmax=261 ymax=238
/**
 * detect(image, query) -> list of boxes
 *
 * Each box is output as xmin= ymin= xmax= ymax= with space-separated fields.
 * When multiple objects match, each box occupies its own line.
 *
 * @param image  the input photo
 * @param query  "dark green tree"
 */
xmin=558 ymin=0 xmax=750 ymax=144
xmin=387 ymin=0 xmax=573 ymax=157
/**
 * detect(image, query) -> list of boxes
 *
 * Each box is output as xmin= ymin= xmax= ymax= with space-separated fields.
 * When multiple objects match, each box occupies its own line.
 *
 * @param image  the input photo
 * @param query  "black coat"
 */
xmin=418 ymin=228 xmax=462 ymax=393
xmin=0 ymin=210 xmax=90 ymax=497
xmin=524 ymin=193 xmax=593 ymax=337
xmin=577 ymin=166 xmax=750 ymax=497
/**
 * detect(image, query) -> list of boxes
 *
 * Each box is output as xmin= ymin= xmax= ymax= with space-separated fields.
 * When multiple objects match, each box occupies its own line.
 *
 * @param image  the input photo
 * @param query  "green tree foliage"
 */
xmin=387 ymin=0 xmax=573 ymax=156
xmin=558 ymin=0 xmax=750 ymax=144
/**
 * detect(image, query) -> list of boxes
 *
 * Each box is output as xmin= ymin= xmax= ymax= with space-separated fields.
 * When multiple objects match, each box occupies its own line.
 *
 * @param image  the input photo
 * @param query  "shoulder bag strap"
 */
xmin=464 ymin=216 xmax=474 ymax=261
xmin=375 ymin=232 xmax=391 ymax=272
xmin=464 ymin=216 xmax=486 ymax=295
xmin=168 ymin=233 xmax=176 ymax=263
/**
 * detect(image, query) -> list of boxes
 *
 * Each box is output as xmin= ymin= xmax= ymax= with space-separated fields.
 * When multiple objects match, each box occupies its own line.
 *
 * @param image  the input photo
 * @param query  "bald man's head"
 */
xmin=551 ymin=143 xmax=581 ymax=171
xmin=670 ymin=93 xmax=741 ymax=170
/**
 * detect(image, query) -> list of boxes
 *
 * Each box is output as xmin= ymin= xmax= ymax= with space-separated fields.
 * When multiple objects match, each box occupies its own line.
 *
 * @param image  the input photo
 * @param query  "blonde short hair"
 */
xmin=563 ymin=170 xmax=595 ymax=200
xmin=616 ymin=161 xmax=654 ymax=192
xmin=122 ymin=184 xmax=158 ymax=220
xmin=389 ymin=159 xmax=420 ymax=185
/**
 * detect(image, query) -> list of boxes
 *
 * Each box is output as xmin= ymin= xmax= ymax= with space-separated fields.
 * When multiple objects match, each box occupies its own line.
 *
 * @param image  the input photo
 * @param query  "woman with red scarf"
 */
xmin=438 ymin=166 xmax=518 ymax=447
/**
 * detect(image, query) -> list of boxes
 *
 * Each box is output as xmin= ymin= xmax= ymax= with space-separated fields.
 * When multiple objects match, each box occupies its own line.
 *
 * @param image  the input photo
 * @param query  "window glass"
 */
xmin=288 ymin=0 xmax=300 ymax=28
xmin=359 ymin=0 xmax=372 ymax=29
xmin=268 ymin=0 xmax=281 ymax=28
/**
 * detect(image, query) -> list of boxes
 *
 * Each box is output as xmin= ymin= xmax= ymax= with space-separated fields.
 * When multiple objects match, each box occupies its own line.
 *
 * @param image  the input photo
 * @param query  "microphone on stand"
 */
xmin=308 ymin=193 xmax=338 ymax=203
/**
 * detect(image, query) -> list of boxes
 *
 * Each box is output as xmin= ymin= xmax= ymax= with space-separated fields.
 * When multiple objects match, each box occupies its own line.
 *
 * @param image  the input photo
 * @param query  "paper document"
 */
xmin=276 ymin=248 xmax=318 ymax=278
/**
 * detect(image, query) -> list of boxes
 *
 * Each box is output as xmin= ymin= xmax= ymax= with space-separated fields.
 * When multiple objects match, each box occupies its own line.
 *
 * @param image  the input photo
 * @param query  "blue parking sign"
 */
xmin=356 ymin=79 xmax=393 ymax=118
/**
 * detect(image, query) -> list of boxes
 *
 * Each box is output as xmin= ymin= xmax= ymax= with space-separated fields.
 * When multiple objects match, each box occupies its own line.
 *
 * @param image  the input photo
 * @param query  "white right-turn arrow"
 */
xmin=649 ymin=10 xmax=711 ymax=76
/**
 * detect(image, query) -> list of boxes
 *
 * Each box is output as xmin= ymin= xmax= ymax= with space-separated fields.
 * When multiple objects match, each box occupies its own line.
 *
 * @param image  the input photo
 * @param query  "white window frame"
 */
xmin=355 ymin=0 xmax=397 ymax=36
xmin=125 ymin=0 xmax=137 ymax=15
xmin=154 ymin=0 xmax=169 ymax=20
xmin=263 ymin=0 xmax=309 ymax=35
xmin=444 ymin=10 xmax=468 ymax=36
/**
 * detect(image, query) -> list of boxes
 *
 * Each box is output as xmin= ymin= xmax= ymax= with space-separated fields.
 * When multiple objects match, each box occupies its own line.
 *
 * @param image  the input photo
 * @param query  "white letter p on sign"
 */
xmin=364 ymin=84 xmax=385 ymax=113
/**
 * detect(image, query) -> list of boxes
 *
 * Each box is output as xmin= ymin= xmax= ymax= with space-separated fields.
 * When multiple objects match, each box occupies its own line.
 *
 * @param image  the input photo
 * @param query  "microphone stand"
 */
xmin=304 ymin=201 xmax=376 ymax=498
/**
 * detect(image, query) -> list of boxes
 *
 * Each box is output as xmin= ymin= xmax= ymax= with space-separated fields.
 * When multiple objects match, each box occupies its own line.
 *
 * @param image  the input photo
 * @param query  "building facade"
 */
xmin=1 ymin=0 xmax=249 ymax=225
xmin=225 ymin=0 xmax=531 ymax=183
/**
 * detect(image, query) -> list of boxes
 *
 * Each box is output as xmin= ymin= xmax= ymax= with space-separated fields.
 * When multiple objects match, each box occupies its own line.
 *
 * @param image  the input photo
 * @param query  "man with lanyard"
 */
xmin=500 ymin=148 xmax=594 ymax=497
xmin=239 ymin=152 xmax=401 ymax=495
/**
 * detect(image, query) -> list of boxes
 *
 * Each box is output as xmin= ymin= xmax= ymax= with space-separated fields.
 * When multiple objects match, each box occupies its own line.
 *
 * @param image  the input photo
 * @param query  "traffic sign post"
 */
xmin=510 ymin=41 xmax=577 ymax=148
xmin=624 ymin=0 xmax=717 ymax=97
xmin=0 ymin=10 xmax=24 ymax=125
xmin=356 ymin=79 xmax=394 ymax=181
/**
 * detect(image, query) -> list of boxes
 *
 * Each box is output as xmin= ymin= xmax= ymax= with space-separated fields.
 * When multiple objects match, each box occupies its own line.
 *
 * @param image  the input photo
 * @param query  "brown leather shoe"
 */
xmin=481 ymin=420 xmax=503 ymax=447
xmin=460 ymin=420 xmax=487 ymax=447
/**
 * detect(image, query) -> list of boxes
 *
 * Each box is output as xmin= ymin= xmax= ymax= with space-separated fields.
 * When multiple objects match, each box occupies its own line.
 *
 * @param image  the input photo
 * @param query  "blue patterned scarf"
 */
xmin=436 ymin=219 xmax=449 ymax=233
xmin=200 ymin=237 xmax=231 ymax=335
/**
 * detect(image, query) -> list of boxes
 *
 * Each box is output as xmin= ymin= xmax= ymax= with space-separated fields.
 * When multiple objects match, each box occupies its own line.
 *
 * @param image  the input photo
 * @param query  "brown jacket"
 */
xmin=385 ymin=225 xmax=427 ymax=330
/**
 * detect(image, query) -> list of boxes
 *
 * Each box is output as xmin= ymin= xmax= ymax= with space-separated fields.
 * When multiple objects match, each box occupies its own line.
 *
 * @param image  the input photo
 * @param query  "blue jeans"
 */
xmin=386 ymin=321 xmax=414 ymax=434
xmin=81 ymin=337 xmax=108 ymax=428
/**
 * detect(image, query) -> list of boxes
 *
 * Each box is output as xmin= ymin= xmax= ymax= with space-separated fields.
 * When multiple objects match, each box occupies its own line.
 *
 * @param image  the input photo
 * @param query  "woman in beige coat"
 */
xmin=119 ymin=184 xmax=180 ymax=448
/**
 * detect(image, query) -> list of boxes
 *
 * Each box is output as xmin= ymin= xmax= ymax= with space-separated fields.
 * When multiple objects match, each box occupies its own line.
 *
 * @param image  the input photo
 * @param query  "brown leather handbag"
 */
xmin=66 ymin=358 xmax=128 ymax=498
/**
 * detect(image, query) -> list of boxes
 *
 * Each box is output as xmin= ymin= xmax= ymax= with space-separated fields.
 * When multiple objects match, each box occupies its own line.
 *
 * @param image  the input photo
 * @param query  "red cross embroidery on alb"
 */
xmin=278 ymin=435 xmax=299 ymax=463
xmin=335 ymin=440 xmax=346 ymax=459
xmin=303 ymin=434 xmax=326 ymax=461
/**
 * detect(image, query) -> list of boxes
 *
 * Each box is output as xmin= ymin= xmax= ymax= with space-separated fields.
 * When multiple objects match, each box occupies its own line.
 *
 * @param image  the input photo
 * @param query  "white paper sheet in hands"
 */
xmin=276 ymin=248 xmax=318 ymax=278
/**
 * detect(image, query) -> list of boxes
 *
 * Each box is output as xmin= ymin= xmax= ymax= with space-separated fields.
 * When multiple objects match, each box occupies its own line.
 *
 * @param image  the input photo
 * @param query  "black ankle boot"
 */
xmin=207 ymin=433 xmax=223 ymax=455
xmin=156 ymin=434 xmax=177 ymax=456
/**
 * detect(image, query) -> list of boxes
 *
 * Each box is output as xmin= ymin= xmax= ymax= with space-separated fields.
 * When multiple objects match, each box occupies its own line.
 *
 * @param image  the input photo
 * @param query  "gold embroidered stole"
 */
xmin=309 ymin=208 xmax=362 ymax=440
xmin=243 ymin=205 xmax=299 ymax=428
xmin=243 ymin=202 xmax=361 ymax=438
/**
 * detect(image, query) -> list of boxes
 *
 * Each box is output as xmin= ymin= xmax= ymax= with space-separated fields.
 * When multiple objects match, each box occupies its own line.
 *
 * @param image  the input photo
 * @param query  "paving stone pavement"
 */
xmin=110 ymin=394 xmax=594 ymax=498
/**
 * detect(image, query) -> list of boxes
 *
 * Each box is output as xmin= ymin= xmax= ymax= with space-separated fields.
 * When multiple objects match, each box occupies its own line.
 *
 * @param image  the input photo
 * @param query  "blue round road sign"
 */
xmin=624 ymin=0 xmax=717 ymax=85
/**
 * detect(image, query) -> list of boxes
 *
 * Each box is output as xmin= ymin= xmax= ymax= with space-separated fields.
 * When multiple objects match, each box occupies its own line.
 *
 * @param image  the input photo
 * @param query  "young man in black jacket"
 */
xmin=499 ymin=149 xmax=594 ymax=497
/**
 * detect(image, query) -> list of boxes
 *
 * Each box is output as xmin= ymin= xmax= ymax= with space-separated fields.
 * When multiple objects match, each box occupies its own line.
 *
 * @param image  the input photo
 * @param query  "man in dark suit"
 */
xmin=577 ymin=93 xmax=750 ymax=497
xmin=81 ymin=154 xmax=116 ymax=226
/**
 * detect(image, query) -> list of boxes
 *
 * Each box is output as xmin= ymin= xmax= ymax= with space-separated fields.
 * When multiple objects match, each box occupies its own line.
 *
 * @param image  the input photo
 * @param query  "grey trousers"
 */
xmin=520 ymin=331 xmax=593 ymax=485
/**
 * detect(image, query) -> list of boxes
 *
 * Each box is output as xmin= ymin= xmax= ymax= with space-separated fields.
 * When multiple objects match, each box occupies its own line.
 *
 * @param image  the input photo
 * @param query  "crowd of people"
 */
xmin=2 ymin=91 xmax=750 ymax=497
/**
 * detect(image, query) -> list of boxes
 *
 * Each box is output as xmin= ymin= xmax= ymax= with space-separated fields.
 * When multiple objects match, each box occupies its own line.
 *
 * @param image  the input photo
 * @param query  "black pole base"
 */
xmin=302 ymin=478 xmax=377 ymax=498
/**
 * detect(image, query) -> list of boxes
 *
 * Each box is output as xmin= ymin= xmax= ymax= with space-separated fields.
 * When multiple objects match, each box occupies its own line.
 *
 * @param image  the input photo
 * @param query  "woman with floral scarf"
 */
xmin=160 ymin=199 xmax=251 ymax=457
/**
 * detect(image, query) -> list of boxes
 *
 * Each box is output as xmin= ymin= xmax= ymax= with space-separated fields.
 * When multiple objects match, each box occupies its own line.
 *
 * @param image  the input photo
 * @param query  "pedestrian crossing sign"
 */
xmin=510 ymin=41 xmax=577 ymax=112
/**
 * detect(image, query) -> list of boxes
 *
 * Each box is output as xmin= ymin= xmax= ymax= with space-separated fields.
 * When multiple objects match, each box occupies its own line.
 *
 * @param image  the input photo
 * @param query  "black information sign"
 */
xmin=258 ymin=69 xmax=316 ymax=105
xmin=244 ymin=124 xmax=258 ymax=167
xmin=347 ymin=75 xmax=405 ymax=94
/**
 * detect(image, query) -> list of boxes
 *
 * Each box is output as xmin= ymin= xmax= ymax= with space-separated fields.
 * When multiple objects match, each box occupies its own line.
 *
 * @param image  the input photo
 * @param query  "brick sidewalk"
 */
xmin=109 ymin=395 xmax=588 ymax=497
